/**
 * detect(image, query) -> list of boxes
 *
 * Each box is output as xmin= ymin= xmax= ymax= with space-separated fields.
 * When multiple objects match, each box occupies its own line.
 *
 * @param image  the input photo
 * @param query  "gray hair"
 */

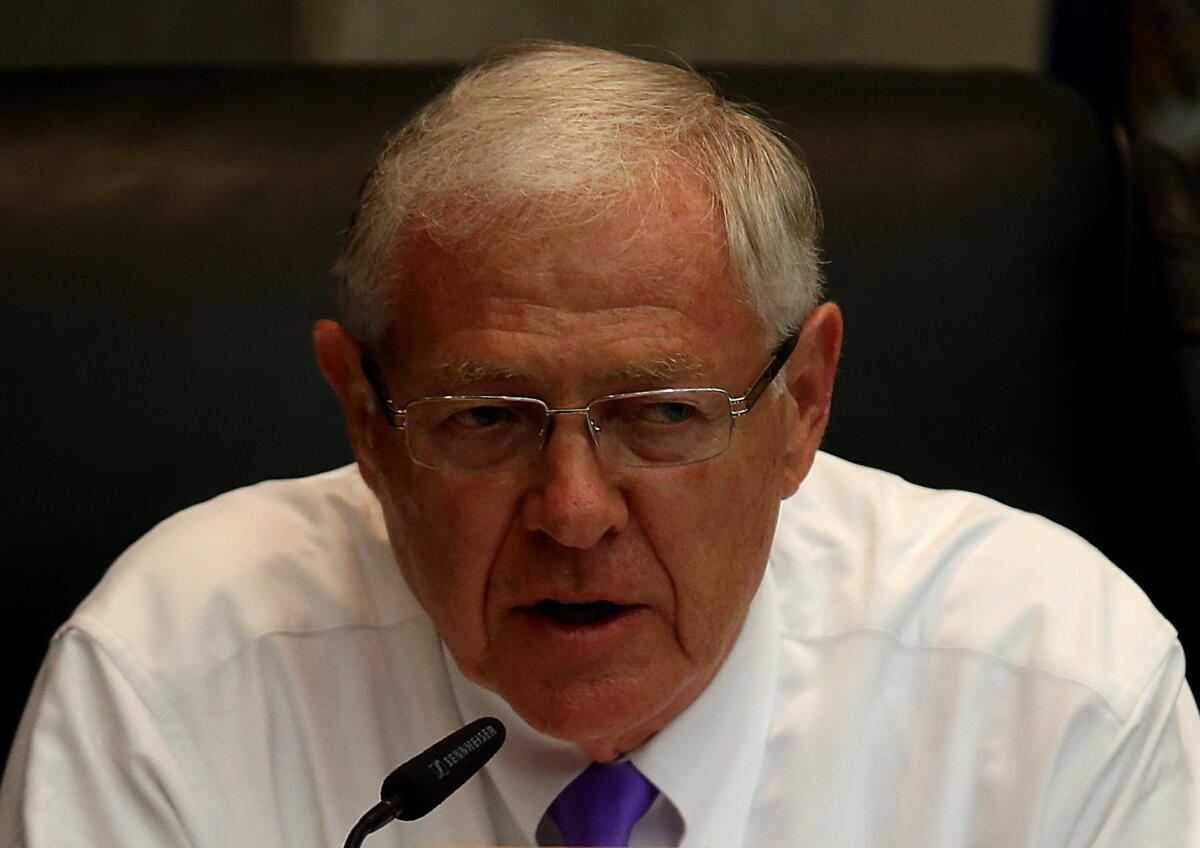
xmin=334 ymin=41 xmax=824 ymax=352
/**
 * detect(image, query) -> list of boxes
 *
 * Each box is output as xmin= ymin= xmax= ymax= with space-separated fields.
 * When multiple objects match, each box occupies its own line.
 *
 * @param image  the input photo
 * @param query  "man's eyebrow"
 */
xmin=429 ymin=359 xmax=531 ymax=389
xmin=601 ymin=354 xmax=708 ymax=384
xmin=427 ymin=354 xmax=709 ymax=390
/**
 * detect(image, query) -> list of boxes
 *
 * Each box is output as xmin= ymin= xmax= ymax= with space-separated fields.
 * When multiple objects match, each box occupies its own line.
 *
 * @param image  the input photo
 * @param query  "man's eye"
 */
xmin=641 ymin=401 xmax=697 ymax=424
xmin=449 ymin=405 xmax=515 ymax=429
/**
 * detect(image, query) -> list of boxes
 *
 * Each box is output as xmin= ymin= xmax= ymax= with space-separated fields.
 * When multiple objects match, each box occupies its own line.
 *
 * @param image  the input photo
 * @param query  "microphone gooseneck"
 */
xmin=342 ymin=717 xmax=506 ymax=848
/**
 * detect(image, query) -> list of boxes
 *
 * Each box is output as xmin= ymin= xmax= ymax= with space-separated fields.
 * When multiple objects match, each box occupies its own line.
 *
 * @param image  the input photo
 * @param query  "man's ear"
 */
xmin=313 ymin=319 xmax=384 ymax=493
xmin=779 ymin=302 xmax=843 ymax=499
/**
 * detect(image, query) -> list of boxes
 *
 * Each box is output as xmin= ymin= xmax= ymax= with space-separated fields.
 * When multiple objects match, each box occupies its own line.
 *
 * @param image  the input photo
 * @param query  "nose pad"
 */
xmin=539 ymin=408 xmax=604 ymax=458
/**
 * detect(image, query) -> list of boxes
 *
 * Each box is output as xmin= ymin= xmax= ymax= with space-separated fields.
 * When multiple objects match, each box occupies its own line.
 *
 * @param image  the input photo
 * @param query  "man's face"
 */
xmin=321 ymin=175 xmax=837 ymax=760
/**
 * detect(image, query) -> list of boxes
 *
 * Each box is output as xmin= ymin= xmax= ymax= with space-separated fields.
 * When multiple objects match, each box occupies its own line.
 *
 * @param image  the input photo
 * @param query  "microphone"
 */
xmin=342 ymin=716 xmax=507 ymax=848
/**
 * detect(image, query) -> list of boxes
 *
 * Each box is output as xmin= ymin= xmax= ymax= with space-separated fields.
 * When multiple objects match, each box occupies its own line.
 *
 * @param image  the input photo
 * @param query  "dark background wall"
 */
xmin=2 ymin=0 xmax=1051 ymax=68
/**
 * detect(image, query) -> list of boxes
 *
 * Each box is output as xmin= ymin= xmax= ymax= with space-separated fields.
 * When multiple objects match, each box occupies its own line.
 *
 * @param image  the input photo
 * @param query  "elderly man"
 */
xmin=3 ymin=42 xmax=1198 ymax=848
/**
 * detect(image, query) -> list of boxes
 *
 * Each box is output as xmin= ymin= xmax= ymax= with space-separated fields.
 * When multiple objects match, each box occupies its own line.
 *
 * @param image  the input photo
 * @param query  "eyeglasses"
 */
xmin=361 ymin=333 xmax=798 ymax=473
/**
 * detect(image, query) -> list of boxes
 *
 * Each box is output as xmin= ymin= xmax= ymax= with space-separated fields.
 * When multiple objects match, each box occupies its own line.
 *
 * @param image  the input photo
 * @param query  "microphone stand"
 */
xmin=344 ymin=799 xmax=402 ymax=848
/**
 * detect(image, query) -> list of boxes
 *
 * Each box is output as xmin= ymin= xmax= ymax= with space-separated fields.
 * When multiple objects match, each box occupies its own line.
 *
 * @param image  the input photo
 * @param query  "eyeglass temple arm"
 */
xmin=734 ymin=332 xmax=800 ymax=415
xmin=360 ymin=354 xmax=404 ymax=427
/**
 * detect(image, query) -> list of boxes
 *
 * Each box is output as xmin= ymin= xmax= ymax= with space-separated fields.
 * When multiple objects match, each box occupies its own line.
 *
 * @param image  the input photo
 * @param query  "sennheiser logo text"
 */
xmin=427 ymin=725 xmax=499 ymax=780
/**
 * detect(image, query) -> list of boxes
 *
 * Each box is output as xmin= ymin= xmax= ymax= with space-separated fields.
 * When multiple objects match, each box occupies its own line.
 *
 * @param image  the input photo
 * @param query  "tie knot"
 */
xmin=548 ymin=761 xmax=659 ymax=847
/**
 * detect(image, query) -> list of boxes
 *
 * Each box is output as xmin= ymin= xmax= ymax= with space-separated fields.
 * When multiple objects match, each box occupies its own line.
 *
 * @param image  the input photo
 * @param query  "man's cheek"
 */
xmin=412 ymin=496 xmax=511 ymax=607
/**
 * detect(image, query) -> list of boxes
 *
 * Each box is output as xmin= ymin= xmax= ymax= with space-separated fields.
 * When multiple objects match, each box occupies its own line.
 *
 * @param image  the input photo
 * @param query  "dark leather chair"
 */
xmin=2 ymin=65 xmax=1196 ymax=760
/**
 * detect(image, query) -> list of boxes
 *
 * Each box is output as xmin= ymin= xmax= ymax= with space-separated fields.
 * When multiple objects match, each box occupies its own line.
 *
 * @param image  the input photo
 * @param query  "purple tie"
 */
xmin=548 ymin=761 xmax=660 ymax=847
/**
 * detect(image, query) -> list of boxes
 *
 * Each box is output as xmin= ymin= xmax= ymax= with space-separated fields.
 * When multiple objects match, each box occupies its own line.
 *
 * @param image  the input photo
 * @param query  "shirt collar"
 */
xmin=631 ymin=568 xmax=780 ymax=847
xmin=446 ymin=569 xmax=781 ymax=847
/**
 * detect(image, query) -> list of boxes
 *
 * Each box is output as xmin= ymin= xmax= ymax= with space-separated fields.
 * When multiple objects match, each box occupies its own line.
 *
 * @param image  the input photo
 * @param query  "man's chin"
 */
xmin=469 ymin=612 xmax=709 ymax=756
xmin=491 ymin=667 xmax=687 ymax=760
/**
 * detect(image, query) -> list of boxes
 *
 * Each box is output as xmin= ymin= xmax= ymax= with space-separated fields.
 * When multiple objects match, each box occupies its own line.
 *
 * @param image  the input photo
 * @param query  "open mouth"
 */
xmin=531 ymin=600 xmax=627 ymax=626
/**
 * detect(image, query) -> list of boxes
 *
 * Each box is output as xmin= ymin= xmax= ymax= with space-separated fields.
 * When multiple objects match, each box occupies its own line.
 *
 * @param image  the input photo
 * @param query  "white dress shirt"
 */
xmin=3 ymin=453 xmax=1197 ymax=847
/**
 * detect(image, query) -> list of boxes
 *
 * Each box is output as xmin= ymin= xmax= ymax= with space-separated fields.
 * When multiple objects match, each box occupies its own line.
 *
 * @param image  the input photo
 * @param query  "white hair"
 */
xmin=334 ymin=41 xmax=824 ymax=352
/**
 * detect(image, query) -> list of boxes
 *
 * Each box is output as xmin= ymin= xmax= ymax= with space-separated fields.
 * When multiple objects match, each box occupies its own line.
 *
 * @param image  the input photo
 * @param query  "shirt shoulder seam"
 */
xmin=777 ymin=624 xmax=1175 ymax=726
xmin=65 ymin=613 xmax=433 ymax=704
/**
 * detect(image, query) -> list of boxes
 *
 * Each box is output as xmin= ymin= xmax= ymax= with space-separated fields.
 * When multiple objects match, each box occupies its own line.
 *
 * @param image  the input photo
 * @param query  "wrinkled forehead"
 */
xmin=374 ymin=174 xmax=766 ymax=381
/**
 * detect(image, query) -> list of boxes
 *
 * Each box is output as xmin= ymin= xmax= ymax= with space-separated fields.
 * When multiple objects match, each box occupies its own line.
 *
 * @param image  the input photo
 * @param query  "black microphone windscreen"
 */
xmin=381 ymin=717 xmax=506 ymax=821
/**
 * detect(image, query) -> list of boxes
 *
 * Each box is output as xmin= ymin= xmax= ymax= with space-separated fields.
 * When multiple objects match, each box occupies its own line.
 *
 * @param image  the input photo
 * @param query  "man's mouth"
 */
xmin=530 ymin=600 xmax=627 ymax=626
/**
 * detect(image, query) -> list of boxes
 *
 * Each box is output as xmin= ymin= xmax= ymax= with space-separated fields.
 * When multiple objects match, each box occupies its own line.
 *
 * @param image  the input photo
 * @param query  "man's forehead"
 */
xmin=393 ymin=224 xmax=740 ymax=340
xmin=377 ymin=169 xmax=767 ymax=391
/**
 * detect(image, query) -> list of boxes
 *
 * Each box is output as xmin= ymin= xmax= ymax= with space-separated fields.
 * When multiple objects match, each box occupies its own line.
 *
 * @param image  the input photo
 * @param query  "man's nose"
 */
xmin=519 ymin=413 xmax=629 ymax=549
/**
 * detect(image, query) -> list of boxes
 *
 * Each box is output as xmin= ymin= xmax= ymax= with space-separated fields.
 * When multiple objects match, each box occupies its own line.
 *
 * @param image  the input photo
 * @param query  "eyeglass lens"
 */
xmin=403 ymin=391 xmax=734 ymax=472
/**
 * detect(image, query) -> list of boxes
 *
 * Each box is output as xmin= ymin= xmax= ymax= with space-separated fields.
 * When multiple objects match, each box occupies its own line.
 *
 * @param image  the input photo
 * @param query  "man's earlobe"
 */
xmin=778 ymin=303 xmax=843 ymax=499
xmin=313 ymin=320 xmax=383 ymax=491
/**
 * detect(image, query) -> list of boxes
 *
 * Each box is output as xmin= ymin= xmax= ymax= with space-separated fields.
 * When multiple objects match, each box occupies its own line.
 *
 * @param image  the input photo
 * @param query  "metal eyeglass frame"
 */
xmin=359 ymin=331 xmax=799 ymax=469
